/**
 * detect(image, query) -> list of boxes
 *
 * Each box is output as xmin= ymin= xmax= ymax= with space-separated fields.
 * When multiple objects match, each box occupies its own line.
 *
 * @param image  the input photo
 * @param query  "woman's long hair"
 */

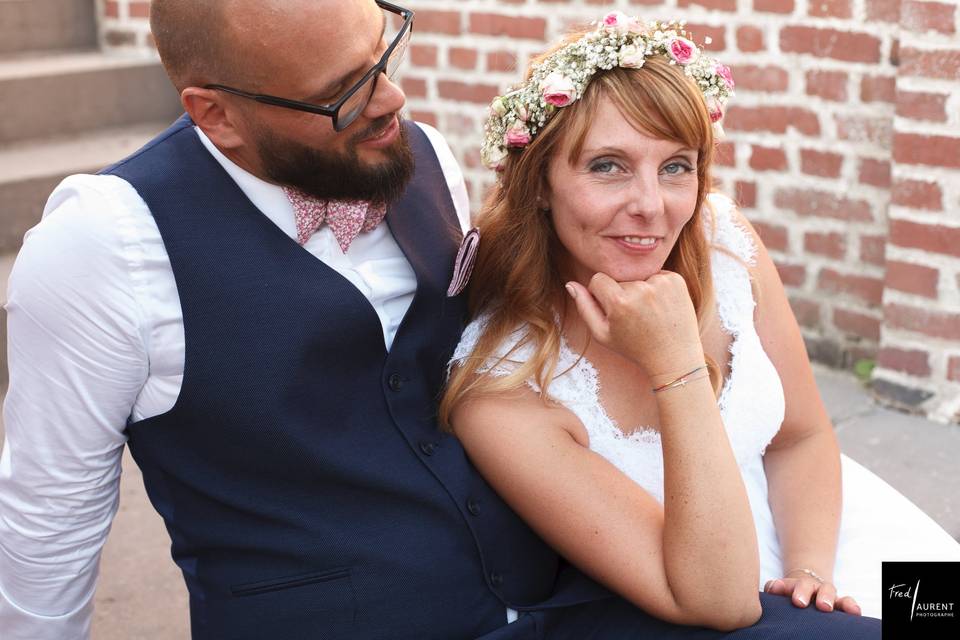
xmin=439 ymin=35 xmax=726 ymax=428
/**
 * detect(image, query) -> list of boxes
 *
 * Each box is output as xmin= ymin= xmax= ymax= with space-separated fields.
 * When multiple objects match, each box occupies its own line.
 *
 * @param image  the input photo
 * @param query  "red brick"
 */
xmin=884 ymin=303 xmax=960 ymax=340
xmin=800 ymin=149 xmax=844 ymax=178
xmin=808 ymin=0 xmax=852 ymax=18
xmin=104 ymin=30 xmax=136 ymax=46
xmin=804 ymin=232 xmax=846 ymax=259
xmin=776 ymin=262 xmax=807 ymax=287
xmin=860 ymin=235 xmax=887 ymax=266
xmin=884 ymin=260 xmax=939 ymax=298
xmin=684 ymin=24 xmax=727 ymax=51
xmin=835 ymin=115 xmax=891 ymax=147
xmin=774 ymin=189 xmax=874 ymax=222
xmin=833 ymin=309 xmax=881 ymax=341
xmin=736 ymin=181 xmax=758 ymax=209
xmin=948 ymin=356 xmax=960 ymax=383
xmin=891 ymin=179 xmax=943 ymax=211
xmin=737 ymin=26 xmax=765 ymax=52
xmin=750 ymin=145 xmax=788 ymax=171
xmin=417 ymin=10 xmax=461 ymax=35
xmin=487 ymin=50 xmax=518 ymax=72
xmin=105 ymin=1 xmax=119 ymax=18
xmin=437 ymin=80 xmax=499 ymax=104
xmin=790 ymin=296 xmax=822 ymax=328
xmin=755 ymin=0 xmax=795 ymax=13
xmin=860 ymin=75 xmax=896 ymax=103
xmin=679 ymin=0 xmax=738 ymax=12
xmin=818 ymin=269 xmax=884 ymax=306
xmin=780 ymin=27 xmax=882 ymax=63
xmin=449 ymin=47 xmax=478 ymax=70
xmin=410 ymin=45 xmax=438 ymax=68
xmin=715 ymin=141 xmax=736 ymax=167
xmin=893 ymin=133 xmax=960 ymax=169
xmin=401 ymin=77 xmax=427 ymax=98
xmin=410 ymin=110 xmax=438 ymax=128
xmin=889 ymin=219 xmax=960 ymax=258
xmin=866 ymin=0 xmax=900 ymax=22
xmin=806 ymin=71 xmax=848 ymax=101
xmin=901 ymin=1 xmax=956 ymax=35
xmin=858 ymin=158 xmax=891 ymax=188
xmin=900 ymin=48 xmax=960 ymax=81
xmin=470 ymin=13 xmax=546 ymax=40
xmin=733 ymin=65 xmax=789 ymax=92
xmin=753 ymin=221 xmax=788 ymax=251
xmin=725 ymin=106 xmax=820 ymax=136
xmin=878 ymin=347 xmax=932 ymax=377
xmin=896 ymin=91 xmax=948 ymax=122
xmin=129 ymin=2 xmax=150 ymax=18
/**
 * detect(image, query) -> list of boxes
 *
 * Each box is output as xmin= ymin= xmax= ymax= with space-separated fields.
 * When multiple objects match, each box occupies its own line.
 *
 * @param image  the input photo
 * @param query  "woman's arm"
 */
xmin=453 ymin=273 xmax=762 ymax=631
xmin=736 ymin=210 xmax=859 ymax=615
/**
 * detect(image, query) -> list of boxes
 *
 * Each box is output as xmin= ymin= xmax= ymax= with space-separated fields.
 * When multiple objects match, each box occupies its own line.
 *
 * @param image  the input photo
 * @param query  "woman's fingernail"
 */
xmin=824 ymin=600 xmax=834 ymax=611
xmin=797 ymin=597 xmax=808 ymax=607
xmin=565 ymin=283 xmax=577 ymax=299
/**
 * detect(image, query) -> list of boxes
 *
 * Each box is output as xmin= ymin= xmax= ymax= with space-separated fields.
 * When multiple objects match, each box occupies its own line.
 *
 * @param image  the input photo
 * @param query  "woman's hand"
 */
xmin=565 ymin=271 xmax=704 ymax=381
xmin=764 ymin=573 xmax=862 ymax=615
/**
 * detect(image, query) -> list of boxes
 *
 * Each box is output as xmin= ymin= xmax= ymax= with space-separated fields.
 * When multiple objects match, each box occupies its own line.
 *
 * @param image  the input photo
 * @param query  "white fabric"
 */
xmin=452 ymin=193 xmax=960 ymax=620
xmin=0 ymin=122 xmax=472 ymax=638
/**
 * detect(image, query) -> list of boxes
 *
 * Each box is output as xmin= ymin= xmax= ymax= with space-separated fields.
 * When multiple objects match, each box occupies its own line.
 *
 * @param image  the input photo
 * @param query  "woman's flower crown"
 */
xmin=480 ymin=12 xmax=736 ymax=171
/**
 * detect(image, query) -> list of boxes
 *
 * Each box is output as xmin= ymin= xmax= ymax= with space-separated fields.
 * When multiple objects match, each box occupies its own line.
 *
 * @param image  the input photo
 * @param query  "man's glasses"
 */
xmin=205 ymin=1 xmax=413 ymax=132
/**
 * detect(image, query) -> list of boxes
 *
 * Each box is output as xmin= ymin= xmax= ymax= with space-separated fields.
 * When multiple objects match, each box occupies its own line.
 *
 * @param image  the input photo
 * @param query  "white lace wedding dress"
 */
xmin=451 ymin=193 xmax=960 ymax=619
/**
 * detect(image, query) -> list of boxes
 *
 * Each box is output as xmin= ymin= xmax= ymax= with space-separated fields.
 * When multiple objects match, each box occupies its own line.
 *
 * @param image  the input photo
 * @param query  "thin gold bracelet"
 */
xmin=652 ymin=365 xmax=708 ymax=393
xmin=786 ymin=567 xmax=826 ymax=584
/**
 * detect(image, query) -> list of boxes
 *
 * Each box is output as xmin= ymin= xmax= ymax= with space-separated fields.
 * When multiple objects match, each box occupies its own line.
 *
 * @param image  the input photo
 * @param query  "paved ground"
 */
xmin=0 ymin=364 xmax=958 ymax=638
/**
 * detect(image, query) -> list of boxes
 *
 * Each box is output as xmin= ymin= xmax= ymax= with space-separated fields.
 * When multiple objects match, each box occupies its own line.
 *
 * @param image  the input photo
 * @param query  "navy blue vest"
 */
xmin=102 ymin=117 xmax=606 ymax=639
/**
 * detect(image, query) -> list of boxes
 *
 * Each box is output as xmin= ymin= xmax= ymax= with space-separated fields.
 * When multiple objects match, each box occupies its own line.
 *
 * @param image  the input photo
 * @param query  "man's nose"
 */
xmin=363 ymin=72 xmax=406 ymax=120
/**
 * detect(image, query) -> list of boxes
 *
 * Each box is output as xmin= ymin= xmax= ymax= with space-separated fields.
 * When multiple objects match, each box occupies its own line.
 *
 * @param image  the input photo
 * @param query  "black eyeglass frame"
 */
xmin=204 ymin=0 xmax=413 ymax=132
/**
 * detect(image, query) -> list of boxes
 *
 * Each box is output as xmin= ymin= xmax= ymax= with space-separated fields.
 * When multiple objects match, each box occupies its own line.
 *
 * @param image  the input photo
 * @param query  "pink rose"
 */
xmin=540 ymin=71 xmax=577 ymax=107
xmin=714 ymin=63 xmax=735 ymax=89
xmin=667 ymin=37 xmax=698 ymax=65
xmin=603 ymin=12 xmax=630 ymax=32
xmin=706 ymin=97 xmax=723 ymax=123
xmin=504 ymin=121 xmax=532 ymax=148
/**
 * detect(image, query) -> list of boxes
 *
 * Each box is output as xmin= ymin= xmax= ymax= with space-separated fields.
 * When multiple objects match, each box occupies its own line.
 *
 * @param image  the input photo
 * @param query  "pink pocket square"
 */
xmin=447 ymin=227 xmax=480 ymax=297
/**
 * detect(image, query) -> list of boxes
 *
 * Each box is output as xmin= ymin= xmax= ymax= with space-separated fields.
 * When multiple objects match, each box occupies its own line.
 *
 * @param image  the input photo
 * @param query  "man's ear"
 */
xmin=181 ymin=87 xmax=245 ymax=150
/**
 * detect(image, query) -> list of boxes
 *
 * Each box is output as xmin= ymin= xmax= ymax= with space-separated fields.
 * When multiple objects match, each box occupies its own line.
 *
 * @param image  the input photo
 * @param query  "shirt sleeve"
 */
xmin=0 ymin=175 xmax=149 ymax=639
xmin=416 ymin=121 xmax=472 ymax=234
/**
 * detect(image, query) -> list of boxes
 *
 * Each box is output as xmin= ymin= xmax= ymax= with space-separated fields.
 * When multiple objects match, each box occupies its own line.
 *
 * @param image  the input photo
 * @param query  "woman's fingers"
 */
xmin=790 ymin=577 xmax=818 ymax=608
xmin=585 ymin=272 xmax=623 ymax=316
xmin=565 ymin=281 xmax=610 ymax=342
xmin=835 ymin=595 xmax=862 ymax=616
xmin=815 ymin=582 xmax=837 ymax=612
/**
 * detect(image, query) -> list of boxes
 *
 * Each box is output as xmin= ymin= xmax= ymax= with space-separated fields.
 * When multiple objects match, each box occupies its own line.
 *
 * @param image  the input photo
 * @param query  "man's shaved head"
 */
xmin=151 ymin=0 xmax=234 ymax=91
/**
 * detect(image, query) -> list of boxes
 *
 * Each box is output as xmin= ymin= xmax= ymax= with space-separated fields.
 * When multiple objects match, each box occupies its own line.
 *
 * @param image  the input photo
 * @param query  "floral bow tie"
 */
xmin=283 ymin=187 xmax=388 ymax=252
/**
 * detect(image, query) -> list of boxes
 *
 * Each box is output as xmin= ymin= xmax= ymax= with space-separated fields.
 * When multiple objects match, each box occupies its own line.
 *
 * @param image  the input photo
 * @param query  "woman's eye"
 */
xmin=590 ymin=160 xmax=619 ymax=174
xmin=662 ymin=162 xmax=693 ymax=175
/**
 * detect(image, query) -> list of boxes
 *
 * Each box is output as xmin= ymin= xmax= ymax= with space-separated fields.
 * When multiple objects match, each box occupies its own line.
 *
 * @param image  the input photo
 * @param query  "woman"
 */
xmin=442 ymin=13 xmax=960 ymax=628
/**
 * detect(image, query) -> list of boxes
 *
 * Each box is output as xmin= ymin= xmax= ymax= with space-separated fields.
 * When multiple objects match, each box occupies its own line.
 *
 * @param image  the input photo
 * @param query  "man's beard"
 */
xmin=252 ymin=115 xmax=415 ymax=204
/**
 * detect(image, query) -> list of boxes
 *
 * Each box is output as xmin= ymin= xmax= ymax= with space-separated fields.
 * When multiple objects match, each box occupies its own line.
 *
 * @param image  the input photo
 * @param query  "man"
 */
xmin=0 ymin=1 xmax=879 ymax=638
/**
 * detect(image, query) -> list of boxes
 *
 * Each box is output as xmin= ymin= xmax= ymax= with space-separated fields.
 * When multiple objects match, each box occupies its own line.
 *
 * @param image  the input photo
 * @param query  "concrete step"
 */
xmin=0 ymin=121 xmax=174 ymax=255
xmin=0 ymin=51 xmax=182 ymax=146
xmin=0 ymin=0 xmax=97 ymax=56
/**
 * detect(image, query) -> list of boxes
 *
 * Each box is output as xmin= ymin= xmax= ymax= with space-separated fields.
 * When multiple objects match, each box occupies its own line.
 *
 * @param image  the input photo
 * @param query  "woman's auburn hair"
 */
xmin=439 ymin=34 xmax=730 ymax=429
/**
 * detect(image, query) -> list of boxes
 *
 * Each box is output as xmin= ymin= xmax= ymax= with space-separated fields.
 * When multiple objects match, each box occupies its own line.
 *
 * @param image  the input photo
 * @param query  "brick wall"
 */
xmin=101 ymin=0 xmax=960 ymax=423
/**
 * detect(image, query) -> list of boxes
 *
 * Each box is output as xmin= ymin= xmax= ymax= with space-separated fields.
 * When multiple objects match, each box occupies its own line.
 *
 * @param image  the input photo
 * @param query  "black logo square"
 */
xmin=882 ymin=561 xmax=958 ymax=639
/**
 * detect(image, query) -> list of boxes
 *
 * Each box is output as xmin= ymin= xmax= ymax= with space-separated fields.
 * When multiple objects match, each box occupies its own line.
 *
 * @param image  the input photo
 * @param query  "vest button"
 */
xmin=419 ymin=441 xmax=438 ymax=456
xmin=490 ymin=572 xmax=504 ymax=587
xmin=467 ymin=498 xmax=481 ymax=516
xmin=388 ymin=373 xmax=404 ymax=391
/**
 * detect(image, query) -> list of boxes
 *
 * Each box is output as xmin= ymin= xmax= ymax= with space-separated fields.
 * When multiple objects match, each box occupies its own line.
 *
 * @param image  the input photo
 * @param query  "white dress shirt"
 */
xmin=0 ymin=123 xmax=479 ymax=638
